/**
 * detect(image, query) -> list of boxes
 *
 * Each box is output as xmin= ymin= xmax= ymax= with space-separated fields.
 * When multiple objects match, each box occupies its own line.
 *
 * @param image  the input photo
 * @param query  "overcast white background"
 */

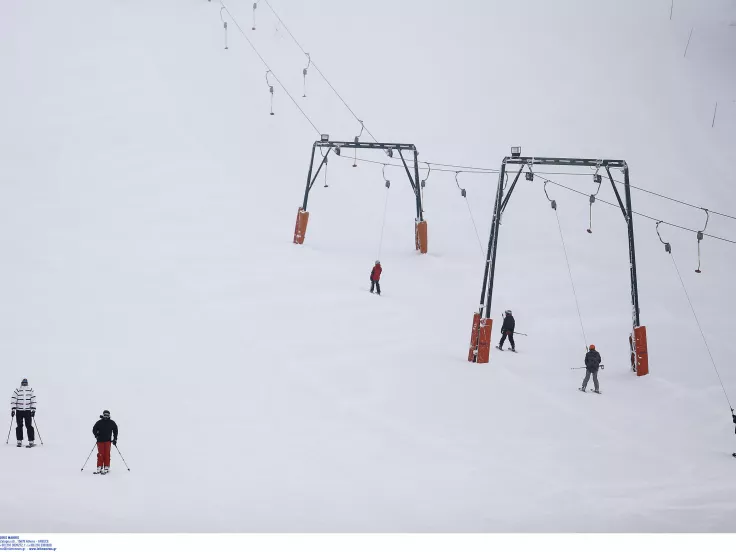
xmin=1 ymin=0 xmax=735 ymax=533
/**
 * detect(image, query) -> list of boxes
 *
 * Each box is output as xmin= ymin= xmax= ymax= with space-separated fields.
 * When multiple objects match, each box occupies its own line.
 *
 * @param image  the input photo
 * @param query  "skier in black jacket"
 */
xmin=497 ymin=310 xmax=516 ymax=352
xmin=580 ymin=345 xmax=602 ymax=393
xmin=92 ymin=410 xmax=118 ymax=474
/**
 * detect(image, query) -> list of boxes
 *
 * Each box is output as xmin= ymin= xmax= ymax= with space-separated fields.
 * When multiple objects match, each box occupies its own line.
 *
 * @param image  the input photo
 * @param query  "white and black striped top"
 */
xmin=11 ymin=387 xmax=36 ymax=411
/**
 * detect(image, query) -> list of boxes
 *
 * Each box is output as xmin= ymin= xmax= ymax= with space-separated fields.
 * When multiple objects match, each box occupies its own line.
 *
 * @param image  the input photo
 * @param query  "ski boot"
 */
xmin=16 ymin=440 xmax=22 ymax=448
xmin=26 ymin=441 xmax=36 ymax=448
xmin=94 ymin=466 xmax=102 ymax=474
xmin=101 ymin=467 xmax=109 ymax=475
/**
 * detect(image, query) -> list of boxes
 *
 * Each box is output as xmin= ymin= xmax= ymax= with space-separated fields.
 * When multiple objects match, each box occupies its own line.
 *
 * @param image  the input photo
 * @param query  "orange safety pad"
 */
xmin=468 ymin=312 xmax=481 ymax=362
xmin=633 ymin=325 xmax=648 ymax=377
xmin=476 ymin=318 xmax=493 ymax=364
xmin=415 ymin=220 xmax=428 ymax=254
xmin=293 ymin=208 xmax=309 ymax=245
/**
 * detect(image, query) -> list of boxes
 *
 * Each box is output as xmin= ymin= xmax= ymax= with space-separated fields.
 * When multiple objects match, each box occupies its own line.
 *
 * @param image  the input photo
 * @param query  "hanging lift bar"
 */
xmin=470 ymin=155 xmax=646 ymax=374
xmin=296 ymin=139 xmax=426 ymax=252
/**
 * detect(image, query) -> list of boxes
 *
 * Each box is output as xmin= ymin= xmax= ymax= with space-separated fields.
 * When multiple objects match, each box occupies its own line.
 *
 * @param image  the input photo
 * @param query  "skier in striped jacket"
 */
xmin=10 ymin=378 xmax=36 ymax=447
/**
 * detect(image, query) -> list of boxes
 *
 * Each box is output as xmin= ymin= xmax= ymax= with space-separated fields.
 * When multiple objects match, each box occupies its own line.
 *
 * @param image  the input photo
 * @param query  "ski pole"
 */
xmin=114 ymin=444 xmax=131 ymax=471
xmin=33 ymin=418 xmax=44 ymax=445
xmin=81 ymin=444 xmax=96 ymax=471
xmin=514 ymin=332 xmax=528 ymax=337
xmin=570 ymin=364 xmax=604 ymax=370
xmin=5 ymin=415 xmax=13 ymax=445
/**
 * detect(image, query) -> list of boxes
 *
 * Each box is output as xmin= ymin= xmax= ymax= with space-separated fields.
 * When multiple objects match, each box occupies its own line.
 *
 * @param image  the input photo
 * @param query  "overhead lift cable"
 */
xmin=537 ymin=175 xmax=736 ymax=246
xmin=528 ymin=170 xmax=736 ymax=224
xmin=219 ymin=1 xmax=321 ymax=135
xmin=212 ymin=4 xmax=736 ymax=244
xmin=329 ymin=154 xmax=736 ymax=246
xmin=262 ymin=0 xmax=379 ymax=142
xmin=242 ymin=3 xmax=736 ymax=229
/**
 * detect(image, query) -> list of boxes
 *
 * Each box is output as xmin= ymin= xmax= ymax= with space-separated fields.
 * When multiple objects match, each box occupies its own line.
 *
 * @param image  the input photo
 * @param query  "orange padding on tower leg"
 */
xmin=415 ymin=220 xmax=428 ymax=254
xmin=477 ymin=318 xmax=492 ymax=364
xmin=468 ymin=314 xmax=493 ymax=363
xmin=468 ymin=312 xmax=480 ymax=362
xmin=634 ymin=325 xmax=648 ymax=377
xmin=293 ymin=208 xmax=309 ymax=245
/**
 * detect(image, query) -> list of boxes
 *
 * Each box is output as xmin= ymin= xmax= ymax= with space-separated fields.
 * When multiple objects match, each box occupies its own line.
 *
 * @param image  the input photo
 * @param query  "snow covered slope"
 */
xmin=1 ymin=0 xmax=735 ymax=532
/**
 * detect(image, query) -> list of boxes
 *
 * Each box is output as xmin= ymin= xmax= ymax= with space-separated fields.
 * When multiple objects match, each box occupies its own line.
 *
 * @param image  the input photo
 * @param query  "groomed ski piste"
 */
xmin=1 ymin=0 xmax=736 ymax=533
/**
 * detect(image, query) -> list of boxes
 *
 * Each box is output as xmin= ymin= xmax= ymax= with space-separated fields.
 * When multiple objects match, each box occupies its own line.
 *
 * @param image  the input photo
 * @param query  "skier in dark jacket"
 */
xmin=370 ymin=261 xmax=382 ymax=295
xmin=92 ymin=410 xmax=118 ymax=474
xmin=498 ymin=310 xmax=516 ymax=351
xmin=580 ymin=345 xmax=602 ymax=393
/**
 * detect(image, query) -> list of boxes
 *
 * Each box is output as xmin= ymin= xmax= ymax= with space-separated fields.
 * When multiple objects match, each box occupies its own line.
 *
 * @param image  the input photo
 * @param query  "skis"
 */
xmin=579 ymin=388 xmax=601 ymax=394
xmin=496 ymin=346 xmax=517 ymax=353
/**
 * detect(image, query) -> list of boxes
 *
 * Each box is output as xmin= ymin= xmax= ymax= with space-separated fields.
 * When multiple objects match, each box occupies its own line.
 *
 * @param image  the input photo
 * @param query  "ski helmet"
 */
xmin=375 ymin=260 xmax=380 ymax=264
xmin=589 ymin=344 xmax=596 ymax=351
xmin=505 ymin=309 xmax=512 ymax=315
xmin=102 ymin=410 xmax=111 ymax=419
xmin=21 ymin=378 xmax=28 ymax=386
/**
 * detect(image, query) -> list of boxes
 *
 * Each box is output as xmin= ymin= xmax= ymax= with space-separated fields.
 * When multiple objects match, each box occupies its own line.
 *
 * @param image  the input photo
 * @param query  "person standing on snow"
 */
xmin=92 ymin=410 xmax=118 ymax=474
xmin=370 ymin=260 xmax=382 ymax=295
xmin=497 ymin=310 xmax=516 ymax=352
xmin=580 ymin=345 xmax=602 ymax=393
xmin=10 ymin=378 xmax=36 ymax=448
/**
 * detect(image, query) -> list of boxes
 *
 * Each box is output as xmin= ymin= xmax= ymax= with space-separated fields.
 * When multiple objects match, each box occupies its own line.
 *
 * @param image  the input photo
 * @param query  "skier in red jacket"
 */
xmin=370 ymin=261 xmax=382 ymax=295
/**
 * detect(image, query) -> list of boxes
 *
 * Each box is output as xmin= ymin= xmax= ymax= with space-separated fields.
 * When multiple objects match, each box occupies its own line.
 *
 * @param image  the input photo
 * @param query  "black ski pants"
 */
xmin=370 ymin=279 xmax=381 ymax=294
xmin=15 ymin=410 xmax=34 ymax=442
xmin=582 ymin=368 xmax=600 ymax=392
xmin=499 ymin=331 xmax=515 ymax=350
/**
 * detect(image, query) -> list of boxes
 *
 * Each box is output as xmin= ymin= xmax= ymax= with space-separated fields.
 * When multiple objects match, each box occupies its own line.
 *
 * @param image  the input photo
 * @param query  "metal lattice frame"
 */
xmin=477 ymin=156 xmax=641 ymax=329
xmin=301 ymin=140 xmax=424 ymax=222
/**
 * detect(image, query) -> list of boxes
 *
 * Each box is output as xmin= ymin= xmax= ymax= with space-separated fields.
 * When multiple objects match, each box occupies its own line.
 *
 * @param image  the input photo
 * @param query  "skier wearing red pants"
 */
xmin=92 ymin=410 xmax=118 ymax=474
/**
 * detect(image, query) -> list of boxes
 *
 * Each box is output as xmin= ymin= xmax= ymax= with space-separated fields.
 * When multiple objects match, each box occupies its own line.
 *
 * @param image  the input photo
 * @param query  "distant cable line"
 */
xmin=262 ymin=0 xmax=378 ymax=142
xmin=224 ymin=3 xmax=736 ymax=227
xmin=538 ymin=176 xmax=736 ymax=245
xmin=219 ymin=1 xmax=321 ymax=135
xmin=330 ymin=152 xmax=736 ymax=245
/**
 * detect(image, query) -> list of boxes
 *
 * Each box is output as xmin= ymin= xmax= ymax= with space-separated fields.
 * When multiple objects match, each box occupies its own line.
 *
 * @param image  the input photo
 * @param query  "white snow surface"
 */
xmin=1 ymin=0 xmax=736 ymax=532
